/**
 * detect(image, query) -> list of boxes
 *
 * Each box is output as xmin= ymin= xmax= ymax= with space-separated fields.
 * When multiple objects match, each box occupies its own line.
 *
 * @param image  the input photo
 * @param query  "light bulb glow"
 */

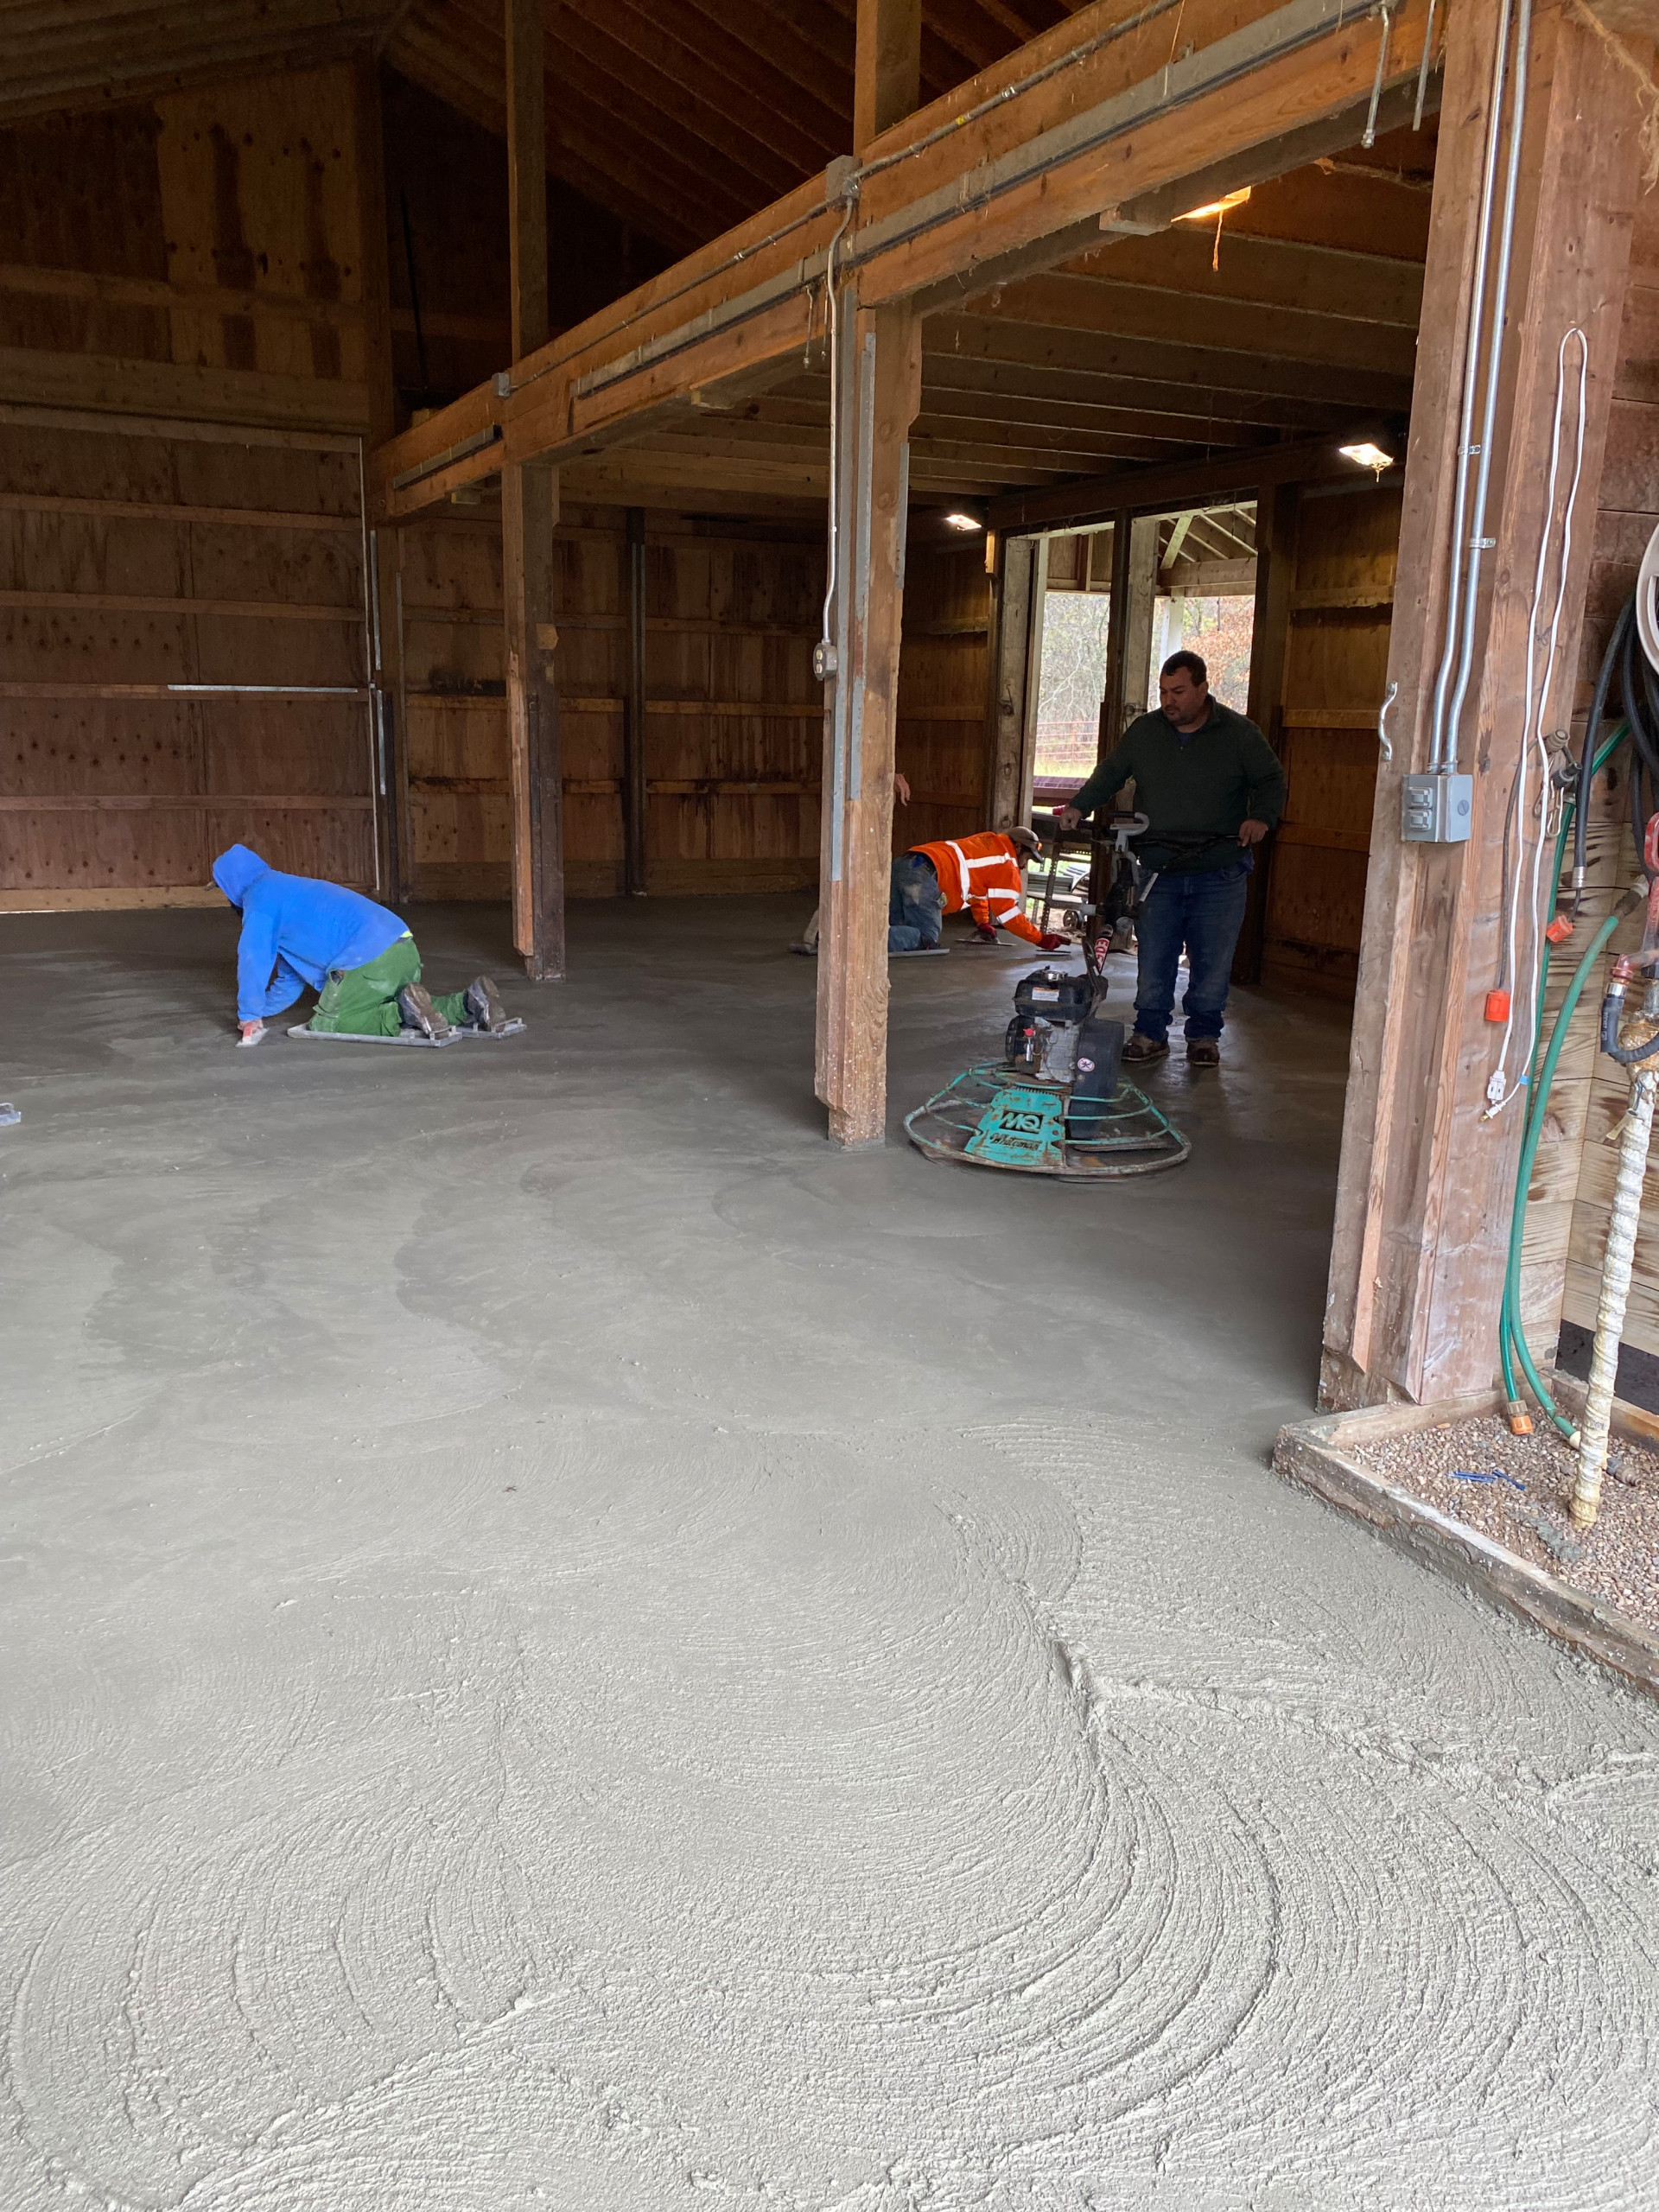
xmin=943 ymin=511 xmax=984 ymax=531
xmin=1340 ymin=442 xmax=1396 ymax=473
xmin=1174 ymin=187 xmax=1251 ymax=224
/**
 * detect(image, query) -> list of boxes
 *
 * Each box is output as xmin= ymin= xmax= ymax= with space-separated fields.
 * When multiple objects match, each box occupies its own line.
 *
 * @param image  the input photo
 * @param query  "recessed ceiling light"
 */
xmin=1340 ymin=441 xmax=1396 ymax=474
xmin=1174 ymin=187 xmax=1251 ymax=224
xmin=943 ymin=511 xmax=984 ymax=531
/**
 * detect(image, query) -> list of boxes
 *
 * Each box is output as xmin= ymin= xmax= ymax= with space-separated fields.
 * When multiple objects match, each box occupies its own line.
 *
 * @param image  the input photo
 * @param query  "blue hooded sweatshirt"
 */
xmin=213 ymin=846 xmax=410 ymax=1022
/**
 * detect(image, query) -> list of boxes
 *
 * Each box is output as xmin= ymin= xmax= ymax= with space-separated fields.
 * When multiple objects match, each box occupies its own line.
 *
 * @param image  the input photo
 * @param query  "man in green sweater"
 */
xmin=1058 ymin=649 xmax=1286 ymax=1067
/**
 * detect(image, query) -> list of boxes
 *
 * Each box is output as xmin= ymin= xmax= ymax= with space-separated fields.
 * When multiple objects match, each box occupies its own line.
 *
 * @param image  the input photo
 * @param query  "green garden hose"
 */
xmin=1498 ymin=726 xmax=1629 ymax=1433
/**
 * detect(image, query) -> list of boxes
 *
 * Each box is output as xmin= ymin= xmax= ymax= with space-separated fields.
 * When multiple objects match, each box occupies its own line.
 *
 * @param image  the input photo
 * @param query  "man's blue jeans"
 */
xmin=1133 ymin=863 xmax=1250 ymax=1042
xmin=888 ymin=852 xmax=944 ymax=950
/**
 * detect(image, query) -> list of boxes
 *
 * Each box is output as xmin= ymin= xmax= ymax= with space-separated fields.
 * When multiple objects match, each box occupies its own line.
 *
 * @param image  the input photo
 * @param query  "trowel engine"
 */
xmin=1004 ymin=964 xmax=1125 ymax=1140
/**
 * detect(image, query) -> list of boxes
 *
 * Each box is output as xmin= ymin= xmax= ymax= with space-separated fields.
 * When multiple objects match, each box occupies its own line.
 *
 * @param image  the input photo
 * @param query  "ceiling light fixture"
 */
xmin=1173 ymin=186 xmax=1251 ymax=224
xmin=943 ymin=510 xmax=984 ymax=531
xmin=1340 ymin=441 xmax=1396 ymax=477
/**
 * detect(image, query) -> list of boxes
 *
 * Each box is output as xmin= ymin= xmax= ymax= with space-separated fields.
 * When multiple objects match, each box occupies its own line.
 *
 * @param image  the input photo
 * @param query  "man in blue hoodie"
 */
xmin=212 ymin=845 xmax=509 ymax=1046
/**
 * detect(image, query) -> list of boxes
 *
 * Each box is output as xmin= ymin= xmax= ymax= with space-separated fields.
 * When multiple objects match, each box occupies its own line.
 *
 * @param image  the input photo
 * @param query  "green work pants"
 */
xmin=306 ymin=934 xmax=470 ymax=1037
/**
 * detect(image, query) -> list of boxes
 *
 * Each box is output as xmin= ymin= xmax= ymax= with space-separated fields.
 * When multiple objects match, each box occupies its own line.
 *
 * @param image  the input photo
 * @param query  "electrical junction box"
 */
xmin=1401 ymin=772 xmax=1473 ymax=843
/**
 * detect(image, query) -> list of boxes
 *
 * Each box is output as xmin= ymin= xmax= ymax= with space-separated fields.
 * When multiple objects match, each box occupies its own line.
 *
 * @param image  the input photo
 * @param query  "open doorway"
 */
xmin=1027 ymin=502 xmax=1259 ymax=814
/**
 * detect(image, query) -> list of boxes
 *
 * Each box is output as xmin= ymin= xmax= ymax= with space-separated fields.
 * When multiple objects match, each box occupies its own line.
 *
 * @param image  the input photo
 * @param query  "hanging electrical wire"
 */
xmin=816 ymin=194 xmax=858 ymax=677
xmin=1484 ymin=326 xmax=1589 ymax=1116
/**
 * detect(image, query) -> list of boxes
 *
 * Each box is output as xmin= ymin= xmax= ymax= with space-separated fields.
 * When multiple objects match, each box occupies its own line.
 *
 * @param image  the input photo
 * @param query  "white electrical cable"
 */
xmin=1484 ymin=327 xmax=1589 ymax=1118
xmin=817 ymin=198 xmax=857 ymax=665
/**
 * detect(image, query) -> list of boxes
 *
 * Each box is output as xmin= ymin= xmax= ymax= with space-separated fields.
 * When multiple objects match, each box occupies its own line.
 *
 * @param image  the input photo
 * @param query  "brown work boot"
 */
xmin=397 ymin=982 xmax=453 ymax=1040
xmin=1186 ymin=1039 xmax=1221 ymax=1067
xmin=463 ymin=975 xmax=510 ymax=1033
xmin=1123 ymin=1033 xmax=1168 ymax=1065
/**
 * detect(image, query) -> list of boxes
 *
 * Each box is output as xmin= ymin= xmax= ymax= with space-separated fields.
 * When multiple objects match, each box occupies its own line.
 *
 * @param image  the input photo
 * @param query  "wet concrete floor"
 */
xmin=3 ymin=896 xmax=1657 ymax=2210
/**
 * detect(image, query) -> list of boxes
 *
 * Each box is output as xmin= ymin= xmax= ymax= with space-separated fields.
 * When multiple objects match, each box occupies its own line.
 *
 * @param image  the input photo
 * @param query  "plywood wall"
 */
xmin=386 ymin=508 xmax=823 ymax=900
xmin=894 ymin=537 xmax=993 ymax=850
xmin=0 ymin=62 xmax=383 ymax=434
xmin=0 ymin=409 xmax=378 ymax=909
xmin=1260 ymin=481 xmax=1401 ymax=998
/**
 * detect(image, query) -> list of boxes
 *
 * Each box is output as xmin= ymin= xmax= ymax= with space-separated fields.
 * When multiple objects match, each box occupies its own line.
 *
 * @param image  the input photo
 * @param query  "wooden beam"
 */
xmin=855 ymin=0 xmax=923 ymax=153
xmin=505 ymin=0 xmax=550 ymax=361
xmin=988 ymin=423 xmax=1405 ymax=534
xmin=353 ymin=52 xmax=398 ymax=454
xmin=624 ymin=505 xmax=649 ymax=897
xmin=1322 ymin=0 xmax=1648 ymax=1409
xmin=816 ymin=297 xmax=923 ymax=1147
xmin=501 ymin=458 xmax=563 ymax=979
xmin=371 ymin=0 xmax=1437 ymax=497
xmin=0 ymin=346 xmax=370 ymax=435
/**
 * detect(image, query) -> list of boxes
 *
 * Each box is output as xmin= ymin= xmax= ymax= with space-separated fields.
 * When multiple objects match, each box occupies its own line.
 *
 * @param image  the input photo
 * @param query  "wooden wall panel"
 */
xmin=1541 ymin=181 xmax=1659 ymax=1359
xmin=640 ymin=526 xmax=822 ymax=896
xmin=0 ymin=410 xmax=377 ymax=911
xmin=1261 ymin=481 xmax=1400 ymax=997
xmin=895 ymin=537 xmax=992 ymax=850
xmin=0 ymin=63 xmax=378 ymax=431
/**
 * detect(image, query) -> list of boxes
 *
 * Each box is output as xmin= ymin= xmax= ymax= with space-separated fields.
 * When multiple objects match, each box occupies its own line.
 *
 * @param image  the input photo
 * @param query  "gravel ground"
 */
xmin=1351 ymin=1412 xmax=1659 ymax=1638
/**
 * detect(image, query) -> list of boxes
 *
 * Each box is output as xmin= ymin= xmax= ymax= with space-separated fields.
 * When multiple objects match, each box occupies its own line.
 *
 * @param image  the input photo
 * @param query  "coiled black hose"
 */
xmin=1573 ymin=592 xmax=1659 ymax=905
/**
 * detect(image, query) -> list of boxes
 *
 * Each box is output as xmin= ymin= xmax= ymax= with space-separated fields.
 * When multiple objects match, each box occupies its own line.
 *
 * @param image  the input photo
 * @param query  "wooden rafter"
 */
xmin=372 ymin=0 xmax=1440 ymax=518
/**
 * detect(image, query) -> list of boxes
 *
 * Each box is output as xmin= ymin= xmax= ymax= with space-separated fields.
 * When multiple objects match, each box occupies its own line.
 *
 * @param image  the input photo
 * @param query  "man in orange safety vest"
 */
xmin=890 ymin=827 xmax=1067 ymax=952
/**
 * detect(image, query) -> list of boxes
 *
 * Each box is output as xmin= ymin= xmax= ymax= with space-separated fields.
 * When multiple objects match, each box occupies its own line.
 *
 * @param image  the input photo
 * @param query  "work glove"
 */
xmin=1038 ymin=932 xmax=1068 ymax=951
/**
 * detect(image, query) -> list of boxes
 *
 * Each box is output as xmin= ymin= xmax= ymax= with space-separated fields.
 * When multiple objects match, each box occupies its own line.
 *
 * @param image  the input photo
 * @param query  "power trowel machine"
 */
xmin=904 ymin=815 xmax=1191 ymax=1179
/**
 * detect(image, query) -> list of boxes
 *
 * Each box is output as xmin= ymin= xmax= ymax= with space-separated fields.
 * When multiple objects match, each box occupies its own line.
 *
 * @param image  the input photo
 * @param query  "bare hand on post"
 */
xmin=1057 ymin=804 xmax=1082 ymax=831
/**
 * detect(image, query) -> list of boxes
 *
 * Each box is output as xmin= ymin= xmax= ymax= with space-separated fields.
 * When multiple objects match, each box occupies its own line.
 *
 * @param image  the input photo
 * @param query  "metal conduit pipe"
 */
xmin=1440 ymin=0 xmax=1533 ymax=770
xmin=1427 ymin=0 xmax=1523 ymax=773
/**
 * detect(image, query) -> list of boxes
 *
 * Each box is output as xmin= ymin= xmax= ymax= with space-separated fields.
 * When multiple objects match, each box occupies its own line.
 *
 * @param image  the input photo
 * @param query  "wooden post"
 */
xmin=351 ymin=54 xmax=397 ymax=451
xmin=1235 ymin=480 xmax=1300 ymax=984
xmin=505 ymin=0 xmax=549 ymax=361
xmin=1323 ymin=0 xmax=1646 ymax=1408
xmin=504 ymin=458 xmax=563 ymax=978
xmin=815 ymin=296 xmax=922 ymax=1147
xmin=623 ymin=505 xmax=648 ymax=897
xmin=854 ymin=0 xmax=922 ymax=154
xmin=502 ymin=0 xmax=559 ymax=975
xmin=986 ymin=533 xmax=1038 ymax=829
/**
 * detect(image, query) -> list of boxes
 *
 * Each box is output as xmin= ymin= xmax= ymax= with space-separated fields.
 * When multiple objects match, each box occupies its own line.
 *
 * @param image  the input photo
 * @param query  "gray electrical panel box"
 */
xmin=1401 ymin=772 xmax=1472 ymax=843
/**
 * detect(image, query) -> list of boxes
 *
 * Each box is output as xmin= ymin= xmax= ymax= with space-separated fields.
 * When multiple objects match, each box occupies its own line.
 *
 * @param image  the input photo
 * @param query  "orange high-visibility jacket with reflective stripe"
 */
xmin=909 ymin=832 xmax=1044 ymax=944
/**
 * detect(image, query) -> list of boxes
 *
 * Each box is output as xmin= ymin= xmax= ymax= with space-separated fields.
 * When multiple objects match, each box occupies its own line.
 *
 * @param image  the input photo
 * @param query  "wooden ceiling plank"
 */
xmin=978 ymin=270 xmax=1421 ymax=377
xmin=1056 ymin=225 xmax=1425 ymax=326
xmin=916 ymin=352 xmax=1360 ymax=433
xmin=538 ymin=20 xmax=791 ymax=213
xmin=933 ymin=311 xmax=1416 ymax=410
xmin=550 ymin=3 xmax=823 ymax=193
xmin=404 ymin=3 xmax=758 ymax=234
xmin=627 ymin=0 xmax=850 ymax=149
xmin=390 ymin=19 xmax=710 ymax=251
